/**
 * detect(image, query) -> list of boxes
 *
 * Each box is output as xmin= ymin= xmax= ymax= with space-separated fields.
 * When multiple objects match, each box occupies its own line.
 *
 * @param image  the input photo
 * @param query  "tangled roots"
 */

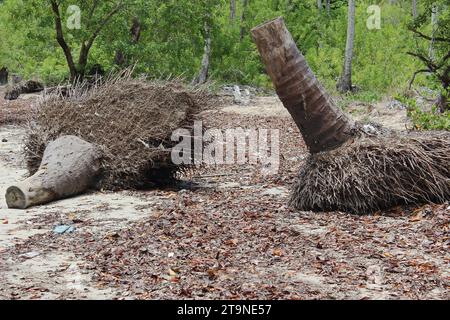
xmin=289 ymin=131 xmax=450 ymax=214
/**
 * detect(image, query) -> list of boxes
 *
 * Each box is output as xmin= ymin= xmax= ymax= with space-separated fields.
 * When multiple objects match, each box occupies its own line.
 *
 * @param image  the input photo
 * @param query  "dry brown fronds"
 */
xmin=24 ymin=74 xmax=215 ymax=190
xmin=290 ymin=131 xmax=450 ymax=214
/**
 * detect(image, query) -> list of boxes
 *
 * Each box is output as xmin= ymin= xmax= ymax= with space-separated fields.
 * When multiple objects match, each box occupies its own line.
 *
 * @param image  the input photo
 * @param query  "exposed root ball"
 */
xmin=289 ymin=132 xmax=450 ymax=214
xmin=25 ymin=77 xmax=213 ymax=190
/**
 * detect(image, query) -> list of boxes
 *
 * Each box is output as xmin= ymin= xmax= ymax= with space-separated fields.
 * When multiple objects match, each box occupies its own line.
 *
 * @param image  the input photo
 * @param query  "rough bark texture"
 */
xmin=6 ymin=136 xmax=101 ymax=209
xmin=130 ymin=17 xmax=141 ymax=43
xmin=251 ymin=17 xmax=355 ymax=153
xmin=337 ymin=0 xmax=355 ymax=93
xmin=437 ymin=93 xmax=449 ymax=113
xmin=115 ymin=17 xmax=141 ymax=67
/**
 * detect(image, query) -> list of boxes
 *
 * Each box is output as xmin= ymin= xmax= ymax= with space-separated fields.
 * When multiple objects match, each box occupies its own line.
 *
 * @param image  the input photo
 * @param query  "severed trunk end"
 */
xmin=251 ymin=17 xmax=355 ymax=153
xmin=6 ymin=135 xmax=101 ymax=209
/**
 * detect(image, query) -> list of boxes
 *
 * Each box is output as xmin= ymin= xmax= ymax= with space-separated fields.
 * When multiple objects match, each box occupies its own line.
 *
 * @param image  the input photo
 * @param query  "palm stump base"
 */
xmin=289 ymin=131 xmax=450 ymax=214
xmin=252 ymin=17 xmax=450 ymax=214
xmin=6 ymin=135 xmax=100 ymax=209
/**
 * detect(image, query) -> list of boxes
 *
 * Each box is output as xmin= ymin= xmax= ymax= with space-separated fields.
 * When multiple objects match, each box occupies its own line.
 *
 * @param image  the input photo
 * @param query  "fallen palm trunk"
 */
xmin=252 ymin=18 xmax=450 ymax=213
xmin=25 ymin=78 xmax=210 ymax=191
xmin=6 ymin=135 xmax=100 ymax=209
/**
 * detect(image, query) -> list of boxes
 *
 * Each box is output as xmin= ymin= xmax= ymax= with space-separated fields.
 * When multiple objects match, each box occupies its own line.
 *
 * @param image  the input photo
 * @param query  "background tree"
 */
xmin=0 ymin=0 xmax=443 ymax=112
xmin=192 ymin=20 xmax=213 ymax=85
xmin=114 ymin=16 xmax=142 ymax=67
xmin=49 ymin=0 xmax=126 ymax=82
xmin=230 ymin=0 xmax=236 ymax=21
xmin=412 ymin=0 xmax=417 ymax=18
xmin=240 ymin=0 xmax=250 ymax=41
xmin=408 ymin=0 xmax=449 ymax=112
xmin=336 ymin=0 xmax=355 ymax=93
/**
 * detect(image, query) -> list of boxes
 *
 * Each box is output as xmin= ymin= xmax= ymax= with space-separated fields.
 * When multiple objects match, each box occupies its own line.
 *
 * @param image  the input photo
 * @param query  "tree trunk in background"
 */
xmin=240 ymin=0 xmax=249 ymax=41
xmin=412 ymin=0 xmax=417 ymax=18
xmin=317 ymin=0 xmax=322 ymax=12
xmin=6 ymin=136 xmax=100 ymax=209
xmin=51 ymin=0 xmax=78 ymax=82
xmin=115 ymin=17 xmax=141 ymax=67
xmin=130 ymin=17 xmax=141 ymax=43
xmin=326 ymin=0 xmax=331 ymax=16
xmin=251 ymin=17 xmax=355 ymax=154
xmin=51 ymin=0 xmax=123 ymax=82
xmin=429 ymin=4 xmax=438 ymax=60
xmin=192 ymin=23 xmax=212 ymax=85
xmin=437 ymin=94 xmax=448 ymax=113
xmin=437 ymin=75 xmax=449 ymax=113
xmin=77 ymin=44 xmax=90 ymax=79
xmin=114 ymin=50 xmax=126 ymax=66
xmin=230 ymin=0 xmax=236 ymax=21
xmin=337 ymin=0 xmax=355 ymax=93
xmin=0 ymin=67 xmax=8 ymax=85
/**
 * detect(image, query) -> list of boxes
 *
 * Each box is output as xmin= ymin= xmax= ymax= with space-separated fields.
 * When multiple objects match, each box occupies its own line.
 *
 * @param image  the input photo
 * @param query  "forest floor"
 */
xmin=0 ymin=86 xmax=448 ymax=300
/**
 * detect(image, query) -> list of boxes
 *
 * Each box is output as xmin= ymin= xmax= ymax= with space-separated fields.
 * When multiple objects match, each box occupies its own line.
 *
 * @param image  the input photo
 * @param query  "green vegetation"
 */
xmin=396 ymin=95 xmax=450 ymax=130
xmin=0 ymin=1 xmax=448 ymax=113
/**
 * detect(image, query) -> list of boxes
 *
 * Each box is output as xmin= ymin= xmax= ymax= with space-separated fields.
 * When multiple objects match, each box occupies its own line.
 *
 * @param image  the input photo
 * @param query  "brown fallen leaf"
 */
xmin=410 ymin=212 xmax=423 ymax=222
xmin=272 ymin=248 xmax=284 ymax=257
xmin=168 ymin=268 xmax=180 ymax=282
xmin=224 ymin=238 xmax=238 ymax=246
xmin=207 ymin=268 xmax=219 ymax=280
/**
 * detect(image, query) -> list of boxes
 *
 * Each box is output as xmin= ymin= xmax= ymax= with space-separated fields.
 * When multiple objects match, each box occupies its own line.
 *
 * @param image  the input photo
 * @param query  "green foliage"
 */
xmin=407 ymin=0 xmax=450 ymax=102
xmin=0 ymin=0 xmax=67 ymax=83
xmin=396 ymin=95 xmax=450 ymax=131
xmin=0 ymin=0 xmax=446 ymax=100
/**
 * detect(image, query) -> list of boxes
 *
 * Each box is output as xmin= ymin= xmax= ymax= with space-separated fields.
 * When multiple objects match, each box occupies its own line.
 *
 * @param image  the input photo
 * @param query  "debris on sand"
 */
xmin=4 ymin=80 xmax=44 ymax=100
xmin=24 ymin=76 xmax=214 ymax=190
xmin=290 ymin=130 xmax=450 ymax=214
xmin=252 ymin=17 xmax=450 ymax=214
xmin=53 ymin=225 xmax=76 ymax=234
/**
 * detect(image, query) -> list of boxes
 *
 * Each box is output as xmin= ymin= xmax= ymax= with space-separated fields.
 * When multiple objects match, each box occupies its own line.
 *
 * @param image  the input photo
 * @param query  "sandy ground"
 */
xmin=0 ymin=88 xmax=448 ymax=300
xmin=221 ymin=96 xmax=411 ymax=131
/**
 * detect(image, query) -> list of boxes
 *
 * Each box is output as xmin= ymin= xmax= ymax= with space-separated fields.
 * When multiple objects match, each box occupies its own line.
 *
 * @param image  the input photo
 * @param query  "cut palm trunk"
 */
xmin=252 ymin=17 xmax=450 ymax=214
xmin=6 ymin=135 xmax=100 ymax=209
xmin=251 ymin=17 xmax=355 ymax=154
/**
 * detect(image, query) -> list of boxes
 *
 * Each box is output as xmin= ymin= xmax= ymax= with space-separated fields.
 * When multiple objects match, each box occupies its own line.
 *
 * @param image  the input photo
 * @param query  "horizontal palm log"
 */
xmin=6 ymin=135 xmax=100 ymax=209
